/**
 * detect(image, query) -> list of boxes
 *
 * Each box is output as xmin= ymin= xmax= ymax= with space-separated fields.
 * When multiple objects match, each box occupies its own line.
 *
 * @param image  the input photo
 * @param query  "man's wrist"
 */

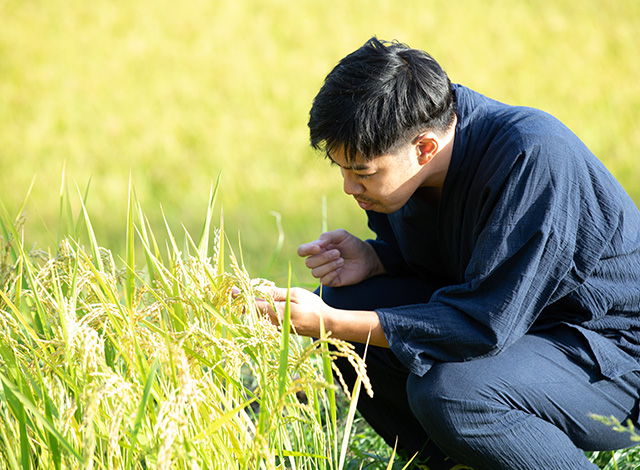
xmin=321 ymin=306 xmax=389 ymax=348
xmin=366 ymin=242 xmax=387 ymax=278
xmin=319 ymin=304 xmax=337 ymax=337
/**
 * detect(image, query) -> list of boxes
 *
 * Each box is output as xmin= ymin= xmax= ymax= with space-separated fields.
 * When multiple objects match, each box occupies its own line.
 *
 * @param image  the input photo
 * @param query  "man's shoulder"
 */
xmin=454 ymin=84 xmax=562 ymax=130
xmin=455 ymin=85 xmax=577 ymax=160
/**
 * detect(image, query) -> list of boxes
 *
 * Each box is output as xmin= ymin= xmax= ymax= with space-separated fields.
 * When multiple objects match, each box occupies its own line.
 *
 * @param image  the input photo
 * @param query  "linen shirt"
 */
xmin=371 ymin=85 xmax=640 ymax=377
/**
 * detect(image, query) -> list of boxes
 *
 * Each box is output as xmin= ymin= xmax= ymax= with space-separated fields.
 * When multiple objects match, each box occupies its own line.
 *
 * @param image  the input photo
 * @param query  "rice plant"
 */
xmin=0 ymin=179 xmax=372 ymax=470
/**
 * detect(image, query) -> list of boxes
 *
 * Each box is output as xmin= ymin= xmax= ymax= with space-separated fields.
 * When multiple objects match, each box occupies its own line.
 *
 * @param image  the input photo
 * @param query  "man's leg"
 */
xmin=407 ymin=326 xmax=640 ymax=470
xmin=321 ymin=275 xmax=462 ymax=469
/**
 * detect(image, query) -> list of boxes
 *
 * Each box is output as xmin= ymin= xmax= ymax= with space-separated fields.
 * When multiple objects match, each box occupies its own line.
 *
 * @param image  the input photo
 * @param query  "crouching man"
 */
xmin=257 ymin=37 xmax=640 ymax=470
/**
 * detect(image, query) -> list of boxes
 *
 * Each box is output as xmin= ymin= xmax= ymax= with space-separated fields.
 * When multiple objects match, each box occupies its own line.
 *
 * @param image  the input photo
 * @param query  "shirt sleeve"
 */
xmin=377 ymin=141 xmax=613 ymax=376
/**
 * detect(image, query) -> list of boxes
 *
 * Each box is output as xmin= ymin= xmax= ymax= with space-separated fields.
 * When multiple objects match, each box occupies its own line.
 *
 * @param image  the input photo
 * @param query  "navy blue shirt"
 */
xmin=371 ymin=85 xmax=640 ymax=377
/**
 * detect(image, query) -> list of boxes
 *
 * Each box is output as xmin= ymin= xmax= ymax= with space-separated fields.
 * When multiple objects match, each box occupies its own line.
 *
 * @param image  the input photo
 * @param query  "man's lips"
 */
xmin=355 ymin=197 xmax=376 ymax=210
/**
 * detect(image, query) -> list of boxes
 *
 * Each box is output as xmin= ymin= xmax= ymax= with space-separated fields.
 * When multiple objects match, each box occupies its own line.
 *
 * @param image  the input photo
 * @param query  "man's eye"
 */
xmin=355 ymin=173 xmax=373 ymax=180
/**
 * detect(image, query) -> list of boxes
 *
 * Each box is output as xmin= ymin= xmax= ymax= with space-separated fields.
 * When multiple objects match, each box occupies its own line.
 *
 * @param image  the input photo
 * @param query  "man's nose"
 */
xmin=342 ymin=171 xmax=364 ymax=195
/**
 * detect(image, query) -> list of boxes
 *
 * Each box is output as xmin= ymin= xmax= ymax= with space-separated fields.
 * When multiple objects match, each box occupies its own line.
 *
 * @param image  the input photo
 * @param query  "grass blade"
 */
xmin=75 ymin=182 xmax=103 ymax=272
xmin=124 ymin=174 xmax=136 ymax=310
xmin=0 ymin=201 xmax=48 ymax=337
xmin=277 ymin=263 xmax=292 ymax=400
xmin=216 ymin=206 xmax=225 ymax=279
xmin=0 ymin=414 xmax=20 ymax=470
xmin=192 ymin=397 xmax=256 ymax=441
xmin=338 ymin=335 xmax=371 ymax=470
xmin=318 ymin=317 xmax=338 ymax=462
xmin=198 ymin=173 xmax=222 ymax=259
xmin=57 ymin=160 xmax=74 ymax=246
xmin=0 ymin=373 xmax=82 ymax=463
xmin=44 ymin=394 xmax=61 ymax=470
xmin=130 ymin=358 xmax=159 ymax=448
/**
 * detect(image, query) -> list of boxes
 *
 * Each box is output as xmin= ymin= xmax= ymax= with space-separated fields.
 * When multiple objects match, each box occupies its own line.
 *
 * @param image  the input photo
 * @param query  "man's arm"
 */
xmin=255 ymin=286 xmax=390 ymax=347
xmin=252 ymin=229 xmax=390 ymax=347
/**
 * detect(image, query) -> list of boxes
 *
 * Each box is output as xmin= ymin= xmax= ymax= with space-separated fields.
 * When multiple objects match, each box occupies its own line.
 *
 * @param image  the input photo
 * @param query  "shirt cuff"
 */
xmin=376 ymin=306 xmax=435 ymax=377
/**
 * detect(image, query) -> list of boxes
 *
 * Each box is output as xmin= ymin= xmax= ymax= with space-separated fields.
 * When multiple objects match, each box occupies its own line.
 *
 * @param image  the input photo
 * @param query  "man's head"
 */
xmin=308 ymin=37 xmax=456 ymax=164
xmin=308 ymin=38 xmax=457 ymax=213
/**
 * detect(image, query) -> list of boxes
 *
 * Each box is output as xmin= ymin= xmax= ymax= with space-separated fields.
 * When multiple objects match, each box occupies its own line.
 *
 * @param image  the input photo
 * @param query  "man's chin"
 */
xmin=369 ymin=202 xmax=407 ymax=214
xmin=366 ymin=204 xmax=397 ymax=214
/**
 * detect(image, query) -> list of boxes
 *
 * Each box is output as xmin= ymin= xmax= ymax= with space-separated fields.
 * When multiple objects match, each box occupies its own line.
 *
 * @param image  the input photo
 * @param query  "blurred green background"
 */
xmin=1 ymin=0 xmax=639 ymax=286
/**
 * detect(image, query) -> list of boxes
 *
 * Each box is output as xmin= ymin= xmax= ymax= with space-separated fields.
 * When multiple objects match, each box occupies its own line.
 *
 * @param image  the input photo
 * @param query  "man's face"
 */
xmin=328 ymin=145 xmax=426 ymax=214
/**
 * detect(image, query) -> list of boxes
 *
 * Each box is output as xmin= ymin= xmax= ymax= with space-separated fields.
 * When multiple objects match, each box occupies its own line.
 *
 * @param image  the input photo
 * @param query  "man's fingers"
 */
xmin=310 ymin=258 xmax=344 ymax=279
xmin=297 ymin=242 xmax=320 ymax=257
xmin=297 ymin=238 xmax=330 ymax=257
xmin=261 ymin=286 xmax=289 ymax=302
xmin=298 ymin=230 xmax=348 ymax=257
xmin=255 ymin=296 xmax=278 ymax=315
xmin=254 ymin=288 xmax=293 ymax=327
xmin=319 ymin=229 xmax=348 ymax=244
xmin=305 ymin=249 xmax=341 ymax=269
xmin=320 ymin=268 xmax=341 ymax=287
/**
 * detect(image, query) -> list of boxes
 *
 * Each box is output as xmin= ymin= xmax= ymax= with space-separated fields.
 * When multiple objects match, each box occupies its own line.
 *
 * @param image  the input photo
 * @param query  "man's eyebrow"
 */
xmin=326 ymin=153 xmax=371 ymax=171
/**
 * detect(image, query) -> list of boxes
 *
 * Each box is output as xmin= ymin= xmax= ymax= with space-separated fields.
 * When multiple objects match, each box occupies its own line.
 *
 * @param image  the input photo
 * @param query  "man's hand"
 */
xmin=255 ymin=287 xmax=333 ymax=338
xmin=254 ymin=286 xmax=389 ymax=347
xmin=297 ymin=229 xmax=386 ymax=287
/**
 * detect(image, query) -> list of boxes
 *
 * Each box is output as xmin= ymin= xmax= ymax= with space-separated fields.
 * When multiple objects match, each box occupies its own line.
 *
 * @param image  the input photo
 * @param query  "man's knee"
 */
xmin=406 ymin=361 xmax=504 ymax=445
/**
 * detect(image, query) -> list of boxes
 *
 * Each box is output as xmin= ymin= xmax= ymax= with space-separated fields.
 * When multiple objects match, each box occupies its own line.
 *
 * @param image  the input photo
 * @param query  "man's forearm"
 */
xmin=324 ymin=307 xmax=390 ymax=348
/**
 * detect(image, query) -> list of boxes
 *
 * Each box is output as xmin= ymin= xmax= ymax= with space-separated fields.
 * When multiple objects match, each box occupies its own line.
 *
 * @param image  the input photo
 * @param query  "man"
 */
xmin=256 ymin=37 xmax=640 ymax=469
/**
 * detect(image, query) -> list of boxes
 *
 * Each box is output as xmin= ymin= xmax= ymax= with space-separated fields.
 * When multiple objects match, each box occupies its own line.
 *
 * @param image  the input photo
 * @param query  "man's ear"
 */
xmin=413 ymin=132 xmax=439 ymax=165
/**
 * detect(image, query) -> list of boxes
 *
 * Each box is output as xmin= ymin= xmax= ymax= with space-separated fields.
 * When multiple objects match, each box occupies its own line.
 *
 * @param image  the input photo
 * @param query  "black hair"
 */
xmin=308 ymin=37 xmax=456 ymax=163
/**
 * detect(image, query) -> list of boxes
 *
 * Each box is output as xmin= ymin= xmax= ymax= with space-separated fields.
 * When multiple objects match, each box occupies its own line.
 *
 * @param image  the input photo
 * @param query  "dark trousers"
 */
xmin=320 ymin=275 xmax=640 ymax=470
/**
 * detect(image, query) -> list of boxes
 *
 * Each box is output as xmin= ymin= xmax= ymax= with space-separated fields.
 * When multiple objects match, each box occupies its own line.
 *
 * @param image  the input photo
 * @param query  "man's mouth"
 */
xmin=355 ymin=198 xmax=376 ymax=210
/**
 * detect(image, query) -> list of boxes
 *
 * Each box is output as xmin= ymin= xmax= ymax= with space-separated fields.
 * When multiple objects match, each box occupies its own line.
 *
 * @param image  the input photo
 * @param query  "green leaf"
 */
xmin=338 ymin=339 xmax=370 ymax=470
xmin=75 ymin=182 xmax=103 ymax=272
xmin=130 ymin=358 xmax=159 ymax=447
xmin=198 ymin=173 xmax=222 ymax=260
xmin=0 ymin=372 xmax=82 ymax=463
xmin=0 ymin=413 xmax=20 ymax=470
xmin=124 ymin=174 xmax=136 ymax=311
xmin=192 ymin=397 xmax=256 ymax=441
xmin=277 ymin=263 xmax=292 ymax=400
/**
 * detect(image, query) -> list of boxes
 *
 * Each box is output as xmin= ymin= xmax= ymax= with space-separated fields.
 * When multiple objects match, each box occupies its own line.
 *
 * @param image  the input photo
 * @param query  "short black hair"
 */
xmin=308 ymin=37 xmax=456 ymax=163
